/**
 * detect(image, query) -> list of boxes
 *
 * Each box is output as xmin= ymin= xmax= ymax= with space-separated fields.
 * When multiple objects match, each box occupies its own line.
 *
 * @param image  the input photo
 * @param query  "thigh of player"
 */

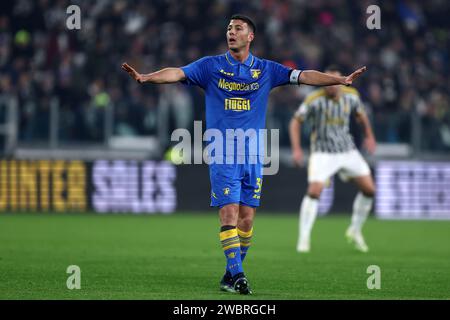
xmin=209 ymin=163 xmax=243 ymax=208
xmin=338 ymin=149 xmax=371 ymax=181
xmin=308 ymin=152 xmax=341 ymax=183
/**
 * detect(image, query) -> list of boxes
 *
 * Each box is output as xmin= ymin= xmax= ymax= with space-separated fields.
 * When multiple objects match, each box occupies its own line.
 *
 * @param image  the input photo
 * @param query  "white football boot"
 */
xmin=297 ymin=236 xmax=310 ymax=253
xmin=346 ymin=226 xmax=369 ymax=253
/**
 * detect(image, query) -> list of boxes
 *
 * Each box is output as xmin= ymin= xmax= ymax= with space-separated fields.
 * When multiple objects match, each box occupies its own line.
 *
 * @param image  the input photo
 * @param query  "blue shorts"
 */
xmin=209 ymin=160 xmax=263 ymax=208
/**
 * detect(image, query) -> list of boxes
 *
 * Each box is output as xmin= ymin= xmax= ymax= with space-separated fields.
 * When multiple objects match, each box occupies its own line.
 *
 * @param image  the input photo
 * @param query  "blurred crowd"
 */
xmin=0 ymin=0 xmax=449 ymax=152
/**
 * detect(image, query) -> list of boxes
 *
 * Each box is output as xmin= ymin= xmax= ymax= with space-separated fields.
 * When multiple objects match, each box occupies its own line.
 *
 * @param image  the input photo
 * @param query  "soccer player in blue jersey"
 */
xmin=122 ymin=14 xmax=366 ymax=294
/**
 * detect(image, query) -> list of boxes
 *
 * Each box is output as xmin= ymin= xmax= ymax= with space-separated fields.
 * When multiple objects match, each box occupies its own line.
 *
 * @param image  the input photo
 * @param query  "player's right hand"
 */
xmin=121 ymin=62 xmax=144 ymax=83
xmin=292 ymin=149 xmax=304 ymax=167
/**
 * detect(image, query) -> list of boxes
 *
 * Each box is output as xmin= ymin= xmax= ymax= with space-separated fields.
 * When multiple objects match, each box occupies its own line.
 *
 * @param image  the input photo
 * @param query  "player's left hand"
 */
xmin=121 ymin=62 xmax=144 ymax=83
xmin=363 ymin=136 xmax=377 ymax=154
xmin=344 ymin=66 xmax=367 ymax=86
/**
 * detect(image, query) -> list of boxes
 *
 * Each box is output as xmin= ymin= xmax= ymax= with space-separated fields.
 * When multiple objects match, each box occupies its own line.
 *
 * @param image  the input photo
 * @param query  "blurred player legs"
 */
xmin=297 ymin=151 xmax=374 ymax=252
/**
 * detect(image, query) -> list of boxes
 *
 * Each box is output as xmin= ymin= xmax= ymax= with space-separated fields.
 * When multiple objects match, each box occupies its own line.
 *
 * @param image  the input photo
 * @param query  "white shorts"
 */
xmin=308 ymin=150 xmax=371 ymax=183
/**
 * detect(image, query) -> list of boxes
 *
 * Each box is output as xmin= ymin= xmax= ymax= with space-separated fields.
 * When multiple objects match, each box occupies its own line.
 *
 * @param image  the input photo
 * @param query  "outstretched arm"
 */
xmin=299 ymin=66 xmax=367 ymax=86
xmin=121 ymin=62 xmax=186 ymax=84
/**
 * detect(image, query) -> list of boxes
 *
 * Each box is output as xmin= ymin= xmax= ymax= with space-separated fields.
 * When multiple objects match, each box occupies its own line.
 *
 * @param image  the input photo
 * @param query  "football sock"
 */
xmin=350 ymin=192 xmax=373 ymax=232
xmin=220 ymin=225 xmax=243 ymax=277
xmin=237 ymin=227 xmax=253 ymax=262
xmin=299 ymin=195 xmax=319 ymax=241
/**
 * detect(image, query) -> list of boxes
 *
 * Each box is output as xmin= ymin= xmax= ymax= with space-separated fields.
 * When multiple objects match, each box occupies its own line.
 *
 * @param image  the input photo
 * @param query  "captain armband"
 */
xmin=289 ymin=69 xmax=303 ymax=85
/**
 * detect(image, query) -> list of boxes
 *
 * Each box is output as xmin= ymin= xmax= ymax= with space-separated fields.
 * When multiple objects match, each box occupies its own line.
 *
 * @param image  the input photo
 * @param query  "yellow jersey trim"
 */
xmin=304 ymin=89 xmax=326 ymax=105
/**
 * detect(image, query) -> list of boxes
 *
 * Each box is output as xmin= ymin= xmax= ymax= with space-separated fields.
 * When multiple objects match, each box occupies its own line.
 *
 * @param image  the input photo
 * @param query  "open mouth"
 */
xmin=229 ymin=38 xmax=236 ymax=44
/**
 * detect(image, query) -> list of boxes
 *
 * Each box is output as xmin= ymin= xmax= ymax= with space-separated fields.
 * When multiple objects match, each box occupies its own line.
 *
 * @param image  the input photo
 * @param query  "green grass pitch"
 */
xmin=0 ymin=213 xmax=449 ymax=300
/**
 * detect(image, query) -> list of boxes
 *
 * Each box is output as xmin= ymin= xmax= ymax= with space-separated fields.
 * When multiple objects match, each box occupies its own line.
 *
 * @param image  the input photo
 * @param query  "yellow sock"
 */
xmin=220 ymin=227 xmax=243 ymax=276
xmin=238 ymin=227 xmax=253 ymax=262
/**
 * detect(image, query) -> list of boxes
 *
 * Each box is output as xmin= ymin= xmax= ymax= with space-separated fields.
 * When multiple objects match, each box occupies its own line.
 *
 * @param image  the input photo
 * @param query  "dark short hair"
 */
xmin=230 ymin=14 xmax=256 ymax=34
xmin=325 ymin=64 xmax=341 ymax=73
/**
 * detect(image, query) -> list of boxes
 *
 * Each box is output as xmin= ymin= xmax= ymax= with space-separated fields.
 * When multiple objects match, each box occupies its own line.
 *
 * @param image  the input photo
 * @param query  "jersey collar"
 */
xmin=225 ymin=51 xmax=254 ymax=67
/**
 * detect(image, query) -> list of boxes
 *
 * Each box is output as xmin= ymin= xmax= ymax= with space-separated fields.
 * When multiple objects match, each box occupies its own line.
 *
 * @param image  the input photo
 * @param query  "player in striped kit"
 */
xmin=289 ymin=65 xmax=377 ymax=253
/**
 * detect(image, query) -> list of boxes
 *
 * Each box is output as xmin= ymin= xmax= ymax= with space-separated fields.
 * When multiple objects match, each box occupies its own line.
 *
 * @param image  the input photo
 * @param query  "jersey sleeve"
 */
xmin=267 ymin=60 xmax=295 ymax=88
xmin=294 ymin=102 xmax=310 ymax=122
xmin=180 ymin=56 xmax=211 ymax=89
xmin=294 ymin=90 xmax=323 ymax=121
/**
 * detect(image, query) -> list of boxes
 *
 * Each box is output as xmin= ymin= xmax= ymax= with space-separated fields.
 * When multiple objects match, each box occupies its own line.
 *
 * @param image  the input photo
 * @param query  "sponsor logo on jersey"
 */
xmin=224 ymin=98 xmax=251 ymax=112
xmin=218 ymin=78 xmax=259 ymax=92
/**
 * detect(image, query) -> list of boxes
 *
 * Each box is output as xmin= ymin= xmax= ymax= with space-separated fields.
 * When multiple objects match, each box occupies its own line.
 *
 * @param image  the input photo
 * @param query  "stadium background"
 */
xmin=0 ymin=0 xmax=449 ymax=300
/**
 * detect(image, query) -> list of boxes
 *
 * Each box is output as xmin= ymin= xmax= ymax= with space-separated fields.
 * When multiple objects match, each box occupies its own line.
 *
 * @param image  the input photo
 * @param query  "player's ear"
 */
xmin=248 ymin=32 xmax=254 ymax=42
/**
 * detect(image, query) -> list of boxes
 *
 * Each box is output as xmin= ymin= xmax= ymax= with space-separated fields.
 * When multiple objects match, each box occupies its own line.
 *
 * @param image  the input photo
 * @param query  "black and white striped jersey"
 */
xmin=294 ymin=87 xmax=365 ymax=153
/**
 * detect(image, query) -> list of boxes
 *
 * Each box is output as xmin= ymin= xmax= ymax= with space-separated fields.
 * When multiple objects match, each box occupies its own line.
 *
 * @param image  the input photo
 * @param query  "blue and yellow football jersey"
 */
xmin=181 ymin=51 xmax=298 ymax=207
xmin=182 ymin=51 xmax=295 ymax=156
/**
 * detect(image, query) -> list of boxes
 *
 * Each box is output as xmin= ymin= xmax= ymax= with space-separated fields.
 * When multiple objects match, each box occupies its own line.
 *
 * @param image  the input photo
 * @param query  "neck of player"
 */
xmin=229 ymin=47 xmax=250 ymax=63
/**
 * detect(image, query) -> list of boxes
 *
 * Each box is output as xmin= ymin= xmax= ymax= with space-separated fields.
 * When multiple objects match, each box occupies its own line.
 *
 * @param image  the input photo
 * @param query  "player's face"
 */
xmin=227 ymin=20 xmax=254 ymax=51
xmin=324 ymin=71 xmax=342 ymax=98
